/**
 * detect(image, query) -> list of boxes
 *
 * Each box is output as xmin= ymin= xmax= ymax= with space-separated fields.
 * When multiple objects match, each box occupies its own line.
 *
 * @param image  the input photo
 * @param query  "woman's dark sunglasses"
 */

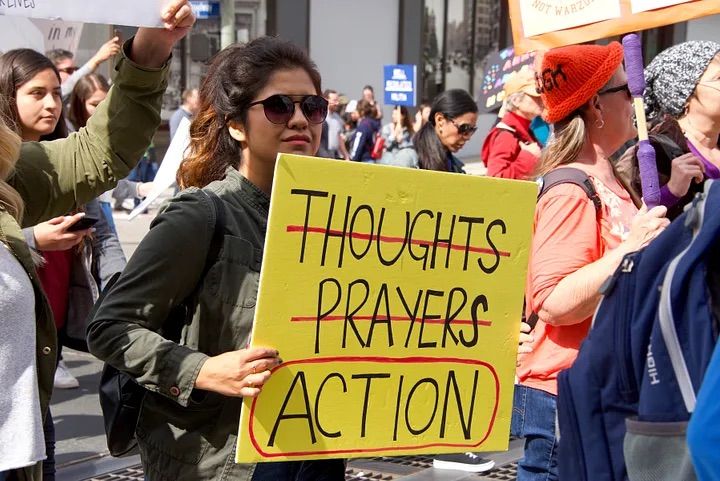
xmin=447 ymin=117 xmax=478 ymax=136
xmin=248 ymin=94 xmax=328 ymax=125
xmin=598 ymin=83 xmax=631 ymax=98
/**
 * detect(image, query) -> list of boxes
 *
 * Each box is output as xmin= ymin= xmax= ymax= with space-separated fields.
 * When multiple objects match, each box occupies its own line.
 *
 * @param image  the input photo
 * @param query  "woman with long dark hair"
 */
xmin=87 ymin=37 xmax=345 ymax=481
xmin=413 ymin=89 xmax=478 ymax=172
xmin=67 ymin=72 xmax=110 ymax=129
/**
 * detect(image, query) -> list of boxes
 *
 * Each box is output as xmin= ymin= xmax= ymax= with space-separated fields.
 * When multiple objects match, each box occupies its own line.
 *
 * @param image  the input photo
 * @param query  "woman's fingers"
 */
xmin=242 ymin=347 xmax=280 ymax=363
xmin=249 ymin=357 xmax=282 ymax=375
xmin=162 ymin=0 xmax=195 ymax=29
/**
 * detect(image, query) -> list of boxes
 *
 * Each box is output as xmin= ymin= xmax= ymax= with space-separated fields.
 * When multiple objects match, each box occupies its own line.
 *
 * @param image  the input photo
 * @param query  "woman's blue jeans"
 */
xmin=510 ymin=384 xmax=559 ymax=481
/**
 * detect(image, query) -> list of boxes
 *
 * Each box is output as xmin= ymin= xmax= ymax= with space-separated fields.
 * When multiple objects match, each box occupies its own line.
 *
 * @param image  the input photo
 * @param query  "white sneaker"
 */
xmin=54 ymin=361 xmax=79 ymax=389
xmin=432 ymin=452 xmax=495 ymax=472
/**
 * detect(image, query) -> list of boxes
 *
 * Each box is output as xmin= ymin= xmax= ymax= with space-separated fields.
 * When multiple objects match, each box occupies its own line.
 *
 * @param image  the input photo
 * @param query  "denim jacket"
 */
xmin=23 ymin=199 xmax=127 ymax=348
xmin=88 ymin=168 xmax=267 ymax=481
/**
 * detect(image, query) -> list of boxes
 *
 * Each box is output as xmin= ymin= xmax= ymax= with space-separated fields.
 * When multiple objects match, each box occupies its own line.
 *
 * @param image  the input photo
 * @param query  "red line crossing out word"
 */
xmin=290 ymin=315 xmax=492 ymax=327
xmin=286 ymin=225 xmax=511 ymax=258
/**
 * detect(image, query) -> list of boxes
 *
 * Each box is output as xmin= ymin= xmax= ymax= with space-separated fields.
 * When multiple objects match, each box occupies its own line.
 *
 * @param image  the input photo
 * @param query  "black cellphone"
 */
xmin=67 ymin=215 xmax=99 ymax=232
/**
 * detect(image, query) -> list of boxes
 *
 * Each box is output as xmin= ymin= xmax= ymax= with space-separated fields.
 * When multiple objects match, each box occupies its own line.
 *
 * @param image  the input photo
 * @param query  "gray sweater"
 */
xmin=0 ymin=242 xmax=44 ymax=471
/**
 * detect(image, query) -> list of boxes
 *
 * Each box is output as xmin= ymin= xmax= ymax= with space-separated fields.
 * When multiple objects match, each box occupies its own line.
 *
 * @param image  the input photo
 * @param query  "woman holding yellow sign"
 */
xmin=87 ymin=37 xmax=345 ymax=480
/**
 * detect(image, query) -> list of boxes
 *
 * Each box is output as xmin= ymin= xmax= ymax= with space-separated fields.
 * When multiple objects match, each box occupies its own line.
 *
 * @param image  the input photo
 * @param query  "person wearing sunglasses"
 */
xmin=615 ymin=40 xmax=720 ymax=220
xmin=482 ymin=66 xmax=544 ymax=180
xmin=515 ymin=43 xmax=670 ymax=481
xmin=86 ymin=37 xmax=345 ymax=481
xmin=414 ymin=89 xmax=478 ymax=173
xmin=46 ymin=35 xmax=121 ymax=102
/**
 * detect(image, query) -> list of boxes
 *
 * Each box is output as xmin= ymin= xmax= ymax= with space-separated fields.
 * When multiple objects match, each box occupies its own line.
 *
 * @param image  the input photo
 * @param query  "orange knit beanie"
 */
xmin=537 ymin=42 xmax=624 ymax=124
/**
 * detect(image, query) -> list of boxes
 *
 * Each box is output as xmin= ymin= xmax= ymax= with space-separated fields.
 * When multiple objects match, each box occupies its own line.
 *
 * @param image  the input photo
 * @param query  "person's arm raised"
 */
xmin=130 ymin=0 xmax=195 ymax=68
xmin=12 ymin=0 xmax=196 ymax=227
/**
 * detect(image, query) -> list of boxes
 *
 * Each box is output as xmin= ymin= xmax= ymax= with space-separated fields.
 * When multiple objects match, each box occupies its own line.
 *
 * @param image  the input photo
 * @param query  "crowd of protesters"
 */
xmin=0 ymin=1 xmax=719 ymax=480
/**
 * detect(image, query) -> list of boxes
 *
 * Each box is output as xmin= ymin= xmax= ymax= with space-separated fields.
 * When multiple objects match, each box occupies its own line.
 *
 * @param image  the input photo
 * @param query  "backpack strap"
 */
xmin=495 ymin=122 xmax=517 ymax=134
xmin=198 ymin=189 xmax=226 ymax=279
xmin=538 ymin=167 xmax=602 ymax=215
xmin=163 ymin=189 xmax=227 ymax=341
xmin=525 ymin=168 xmax=602 ymax=329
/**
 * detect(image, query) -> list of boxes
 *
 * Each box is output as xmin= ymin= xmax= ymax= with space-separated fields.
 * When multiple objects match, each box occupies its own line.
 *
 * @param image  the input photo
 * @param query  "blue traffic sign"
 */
xmin=383 ymin=64 xmax=417 ymax=107
xmin=190 ymin=1 xmax=220 ymax=19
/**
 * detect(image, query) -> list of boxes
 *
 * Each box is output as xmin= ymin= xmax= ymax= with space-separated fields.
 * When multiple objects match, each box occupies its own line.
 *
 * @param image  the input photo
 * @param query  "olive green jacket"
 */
xmin=0 ymin=40 xmax=168 ymax=481
xmin=87 ymin=169 xmax=266 ymax=481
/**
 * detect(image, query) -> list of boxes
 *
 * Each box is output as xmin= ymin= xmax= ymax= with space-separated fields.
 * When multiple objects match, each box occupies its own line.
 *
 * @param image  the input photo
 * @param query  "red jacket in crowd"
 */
xmin=482 ymin=111 xmax=540 ymax=180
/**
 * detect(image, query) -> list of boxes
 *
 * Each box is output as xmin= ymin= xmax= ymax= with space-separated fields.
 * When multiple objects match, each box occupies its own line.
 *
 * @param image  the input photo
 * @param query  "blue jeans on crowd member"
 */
xmin=510 ymin=384 xmax=558 ymax=481
xmin=251 ymin=459 xmax=345 ymax=481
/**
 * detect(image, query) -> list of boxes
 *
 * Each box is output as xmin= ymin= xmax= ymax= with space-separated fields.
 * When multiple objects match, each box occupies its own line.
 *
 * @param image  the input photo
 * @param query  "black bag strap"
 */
xmin=87 ymin=189 xmax=227 ymax=342
xmin=538 ymin=167 xmax=602 ymax=215
xmin=161 ymin=189 xmax=226 ymax=342
xmin=525 ymin=168 xmax=602 ymax=330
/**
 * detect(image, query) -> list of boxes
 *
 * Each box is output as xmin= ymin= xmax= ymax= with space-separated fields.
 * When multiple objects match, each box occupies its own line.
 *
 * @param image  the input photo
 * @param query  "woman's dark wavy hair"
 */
xmin=68 ymin=73 xmax=110 ymax=129
xmin=0 ymin=48 xmax=68 ymax=141
xmin=414 ymin=89 xmax=477 ymax=171
xmin=178 ymin=36 xmax=322 ymax=188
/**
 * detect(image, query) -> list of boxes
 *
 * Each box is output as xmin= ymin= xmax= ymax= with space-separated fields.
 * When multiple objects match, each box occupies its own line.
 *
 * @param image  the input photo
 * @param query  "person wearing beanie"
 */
xmin=514 ymin=42 xmax=669 ymax=481
xmin=615 ymin=40 xmax=720 ymax=220
xmin=482 ymin=66 xmax=544 ymax=179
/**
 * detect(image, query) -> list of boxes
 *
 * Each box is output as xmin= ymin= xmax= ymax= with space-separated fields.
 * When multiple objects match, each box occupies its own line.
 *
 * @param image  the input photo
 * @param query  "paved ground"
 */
xmin=53 ymin=162 xmax=523 ymax=480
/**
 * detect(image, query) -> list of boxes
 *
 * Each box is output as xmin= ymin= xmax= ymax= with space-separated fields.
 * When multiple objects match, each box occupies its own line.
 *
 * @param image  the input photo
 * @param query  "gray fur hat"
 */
xmin=644 ymin=40 xmax=720 ymax=119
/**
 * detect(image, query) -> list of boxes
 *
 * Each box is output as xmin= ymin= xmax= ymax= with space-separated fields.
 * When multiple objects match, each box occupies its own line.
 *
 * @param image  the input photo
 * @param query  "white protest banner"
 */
xmin=510 ymin=0 xmax=720 ymax=54
xmin=0 ymin=16 xmax=43 ymax=52
xmin=128 ymin=117 xmax=190 ymax=220
xmin=0 ymin=0 xmax=166 ymax=28
xmin=30 ymin=18 xmax=83 ymax=54
xmin=520 ymin=0 xmax=621 ymax=38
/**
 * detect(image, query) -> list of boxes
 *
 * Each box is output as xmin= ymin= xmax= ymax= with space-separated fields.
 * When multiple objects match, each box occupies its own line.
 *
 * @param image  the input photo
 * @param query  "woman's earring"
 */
xmin=595 ymin=118 xmax=605 ymax=129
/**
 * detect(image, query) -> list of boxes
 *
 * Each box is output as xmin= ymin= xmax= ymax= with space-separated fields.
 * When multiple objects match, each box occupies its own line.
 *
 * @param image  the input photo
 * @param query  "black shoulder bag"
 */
xmin=89 ymin=190 xmax=226 ymax=457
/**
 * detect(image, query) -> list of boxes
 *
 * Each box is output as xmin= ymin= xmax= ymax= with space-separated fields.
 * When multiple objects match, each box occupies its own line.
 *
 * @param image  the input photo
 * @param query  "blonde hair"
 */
xmin=535 ymin=73 xmax=619 ymax=178
xmin=502 ymin=92 xmax=525 ymax=114
xmin=0 ymin=115 xmax=23 ymax=222
xmin=535 ymin=112 xmax=587 ymax=178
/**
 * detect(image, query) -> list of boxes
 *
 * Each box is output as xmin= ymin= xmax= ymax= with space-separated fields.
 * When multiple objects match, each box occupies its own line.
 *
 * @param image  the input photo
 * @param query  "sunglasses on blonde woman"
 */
xmin=248 ymin=94 xmax=328 ymax=125
xmin=598 ymin=83 xmax=631 ymax=99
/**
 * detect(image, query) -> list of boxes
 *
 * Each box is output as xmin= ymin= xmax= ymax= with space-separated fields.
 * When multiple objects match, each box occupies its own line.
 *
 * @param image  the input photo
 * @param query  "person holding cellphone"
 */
xmin=0 ymin=3 xmax=195 ymax=480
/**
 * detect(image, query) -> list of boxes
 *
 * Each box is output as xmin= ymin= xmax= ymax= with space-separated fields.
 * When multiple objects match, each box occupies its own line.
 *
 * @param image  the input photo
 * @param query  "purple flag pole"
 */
xmin=622 ymin=33 xmax=660 ymax=207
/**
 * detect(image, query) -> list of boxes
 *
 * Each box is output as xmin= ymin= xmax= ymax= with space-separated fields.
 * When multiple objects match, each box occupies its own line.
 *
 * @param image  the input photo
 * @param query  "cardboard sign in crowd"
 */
xmin=510 ymin=0 xmax=720 ymax=54
xmin=236 ymin=155 xmax=536 ymax=462
xmin=0 ymin=0 xmax=166 ymax=27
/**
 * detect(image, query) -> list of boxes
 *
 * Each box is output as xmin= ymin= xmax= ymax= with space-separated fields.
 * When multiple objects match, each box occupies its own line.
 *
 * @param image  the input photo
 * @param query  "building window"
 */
xmin=423 ymin=0 xmax=446 ymax=101
xmin=444 ymin=0 xmax=473 ymax=91
xmin=422 ymin=0 xmax=505 ymax=102
xmin=472 ymin=0 xmax=501 ymax=97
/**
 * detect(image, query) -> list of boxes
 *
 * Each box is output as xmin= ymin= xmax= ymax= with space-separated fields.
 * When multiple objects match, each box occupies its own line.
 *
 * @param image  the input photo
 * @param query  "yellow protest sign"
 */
xmin=236 ymin=154 xmax=536 ymax=462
